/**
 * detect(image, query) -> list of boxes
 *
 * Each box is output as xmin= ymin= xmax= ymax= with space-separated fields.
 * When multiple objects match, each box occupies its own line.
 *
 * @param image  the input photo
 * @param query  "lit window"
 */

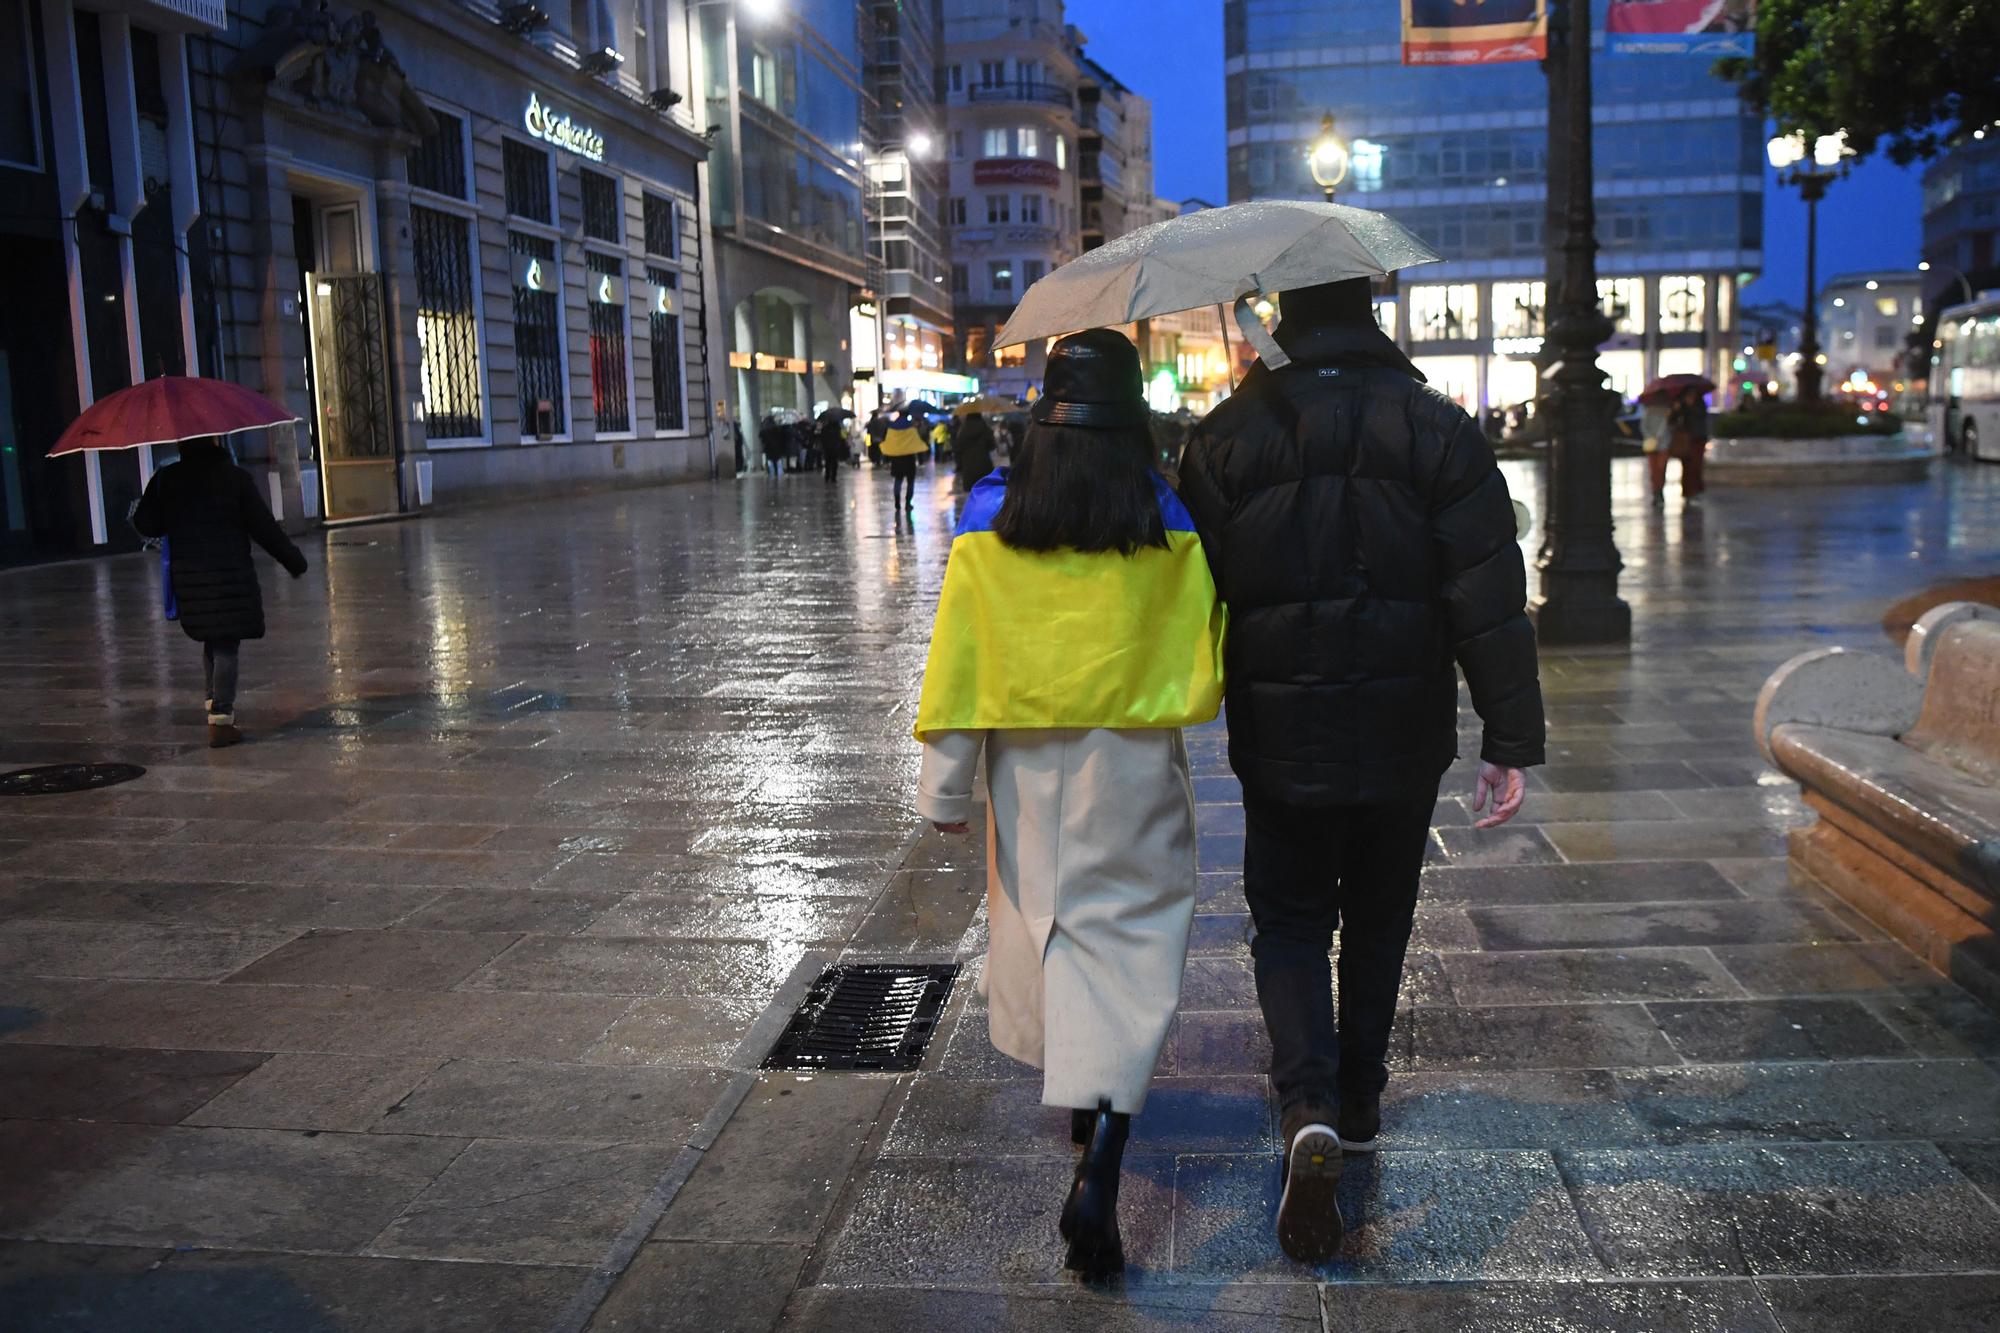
xmin=982 ymin=127 xmax=1008 ymax=158
xmin=1408 ymin=284 xmax=1480 ymax=342
xmin=990 ymin=261 xmax=1013 ymax=296
xmin=1055 ymin=136 xmax=1067 ymax=170
xmin=1490 ymin=281 xmax=1545 ymax=340
xmin=1658 ymin=275 xmax=1706 ymax=334
xmin=1018 ymin=126 xmax=1039 ymax=158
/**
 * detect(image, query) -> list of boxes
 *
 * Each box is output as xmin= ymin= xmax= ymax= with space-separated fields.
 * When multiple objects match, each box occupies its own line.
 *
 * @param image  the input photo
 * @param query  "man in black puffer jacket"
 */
xmin=1179 ymin=277 xmax=1544 ymax=1263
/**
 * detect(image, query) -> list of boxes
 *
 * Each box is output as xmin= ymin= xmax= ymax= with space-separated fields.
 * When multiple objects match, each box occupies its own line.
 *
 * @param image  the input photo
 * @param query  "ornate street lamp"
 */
xmin=1531 ymin=0 xmax=1629 ymax=646
xmin=1767 ymin=130 xmax=1853 ymax=406
xmin=1307 ymin=114 xmax=1350 ymax=201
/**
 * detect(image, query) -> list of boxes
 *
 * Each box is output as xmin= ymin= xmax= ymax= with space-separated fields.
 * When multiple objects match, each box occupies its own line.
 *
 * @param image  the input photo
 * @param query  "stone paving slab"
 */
xmin=0 ymin=1121 xmax=466 ymax=1250
xmin=1558 ymin=1141 xmax=2000 ymax=1276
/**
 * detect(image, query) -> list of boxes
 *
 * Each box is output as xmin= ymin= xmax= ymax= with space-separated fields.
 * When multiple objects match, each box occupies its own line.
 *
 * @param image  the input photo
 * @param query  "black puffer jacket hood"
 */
xmin=1179 ymin=319 xmax=1546 ymax=805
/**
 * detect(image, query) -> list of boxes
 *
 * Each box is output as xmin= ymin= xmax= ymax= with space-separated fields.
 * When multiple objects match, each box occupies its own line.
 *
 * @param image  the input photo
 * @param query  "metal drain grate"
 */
xmin=0 ymin=763 xmax=147 ymax=796
xmin=762 ymin=963 xmax=959 ymax=1072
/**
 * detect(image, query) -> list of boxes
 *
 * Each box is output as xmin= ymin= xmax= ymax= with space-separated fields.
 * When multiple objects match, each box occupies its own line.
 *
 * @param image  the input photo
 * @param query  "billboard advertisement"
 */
xmin=1607 ymin=0 xmax=1756 ymax=55
xmin=1402 ymin=0 xmax=1549 ymax=66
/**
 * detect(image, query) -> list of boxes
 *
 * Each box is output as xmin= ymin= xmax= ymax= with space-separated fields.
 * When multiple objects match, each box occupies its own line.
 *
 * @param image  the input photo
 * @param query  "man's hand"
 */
xmin=932 ymin=821 xmax=969 ymax=835
xmin=1471 ymin=762 xmax=1527 ymax=830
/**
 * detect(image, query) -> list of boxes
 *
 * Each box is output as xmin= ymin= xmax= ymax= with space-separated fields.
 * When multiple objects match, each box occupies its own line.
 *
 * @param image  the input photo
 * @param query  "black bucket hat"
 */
xmin=1030 ymin=329 xmax=1148 ymax=430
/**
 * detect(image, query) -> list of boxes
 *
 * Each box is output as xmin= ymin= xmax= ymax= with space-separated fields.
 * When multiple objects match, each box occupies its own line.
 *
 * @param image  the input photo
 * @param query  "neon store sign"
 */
xmin=523 ymin=92 xmax=605 ymax=162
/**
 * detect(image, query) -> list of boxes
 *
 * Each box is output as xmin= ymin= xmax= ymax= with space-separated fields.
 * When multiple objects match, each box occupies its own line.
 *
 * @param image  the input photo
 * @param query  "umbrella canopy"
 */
xmin=952 ymin=395 xmax=1017 ymax=418
xmin=994 ymin=200 xmax=1441 ymax=369
xmin=49 ymin=376 xmax=299 ymax=457
xmin=1638 ymin=374 xmax=1717 ymax=405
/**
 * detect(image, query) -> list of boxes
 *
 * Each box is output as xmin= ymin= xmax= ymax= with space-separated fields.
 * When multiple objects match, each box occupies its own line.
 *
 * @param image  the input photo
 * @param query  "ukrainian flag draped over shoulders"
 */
xmin=914 ymin=471 xmax=1226 ymax=741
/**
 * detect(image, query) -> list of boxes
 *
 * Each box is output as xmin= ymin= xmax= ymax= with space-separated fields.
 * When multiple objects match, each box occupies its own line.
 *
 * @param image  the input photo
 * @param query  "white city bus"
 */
xmin=1933 ymin=295 xmax=2000 ymax=460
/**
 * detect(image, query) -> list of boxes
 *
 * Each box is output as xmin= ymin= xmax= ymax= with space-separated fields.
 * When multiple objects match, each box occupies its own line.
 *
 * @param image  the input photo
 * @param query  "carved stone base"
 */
xmin=1791 ymin=803 xmax=2000 ymax=1011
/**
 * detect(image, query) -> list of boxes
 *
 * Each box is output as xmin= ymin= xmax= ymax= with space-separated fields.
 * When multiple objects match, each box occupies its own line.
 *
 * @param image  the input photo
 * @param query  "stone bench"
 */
xmin=1755 ymin=601 xmax=2000 ymax=1008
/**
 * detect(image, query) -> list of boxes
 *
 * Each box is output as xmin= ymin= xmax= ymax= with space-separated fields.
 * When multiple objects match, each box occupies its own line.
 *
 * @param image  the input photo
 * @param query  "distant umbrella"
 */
xmin=1638 ymin=374 xmax=1716 ymax=405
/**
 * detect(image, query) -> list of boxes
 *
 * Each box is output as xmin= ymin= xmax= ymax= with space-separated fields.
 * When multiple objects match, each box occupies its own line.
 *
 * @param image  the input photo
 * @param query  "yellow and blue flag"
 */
xmin=914 ymin=471 xmax=1225 ymax=741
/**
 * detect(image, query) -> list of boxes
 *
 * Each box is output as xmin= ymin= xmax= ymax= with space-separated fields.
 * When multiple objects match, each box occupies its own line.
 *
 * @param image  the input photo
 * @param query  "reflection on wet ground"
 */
xmin=3 ymin=459 xmax=2000 ymax=1329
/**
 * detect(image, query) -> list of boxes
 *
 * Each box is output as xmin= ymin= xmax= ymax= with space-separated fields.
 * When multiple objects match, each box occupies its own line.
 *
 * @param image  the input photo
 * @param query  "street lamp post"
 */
xmin=1307 ymin=113 xmax=1350 ymax=202
xmin=1766 ymin=131 xmax=1852 ymax=407
xmin=1530 ymin=0 xmax=1630 ymax=646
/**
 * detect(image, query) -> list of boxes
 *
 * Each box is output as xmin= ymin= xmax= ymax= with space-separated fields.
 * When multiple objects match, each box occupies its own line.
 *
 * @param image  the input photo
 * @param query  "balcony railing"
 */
xmin=967 ymin=82 xmax=1074 ymax=109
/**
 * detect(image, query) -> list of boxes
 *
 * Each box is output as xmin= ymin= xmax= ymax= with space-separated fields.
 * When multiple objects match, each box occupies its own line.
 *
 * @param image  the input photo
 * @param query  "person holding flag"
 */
xmin=913 ymin=329 xmax=1226 ymax=1279
xmin=879 ymin=406 xmax=930 ymax=513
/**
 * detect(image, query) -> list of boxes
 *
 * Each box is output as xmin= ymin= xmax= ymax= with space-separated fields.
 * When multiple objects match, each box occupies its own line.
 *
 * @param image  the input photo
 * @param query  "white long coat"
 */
xmin=918 ymin=726 xmax=1197 ymax=1113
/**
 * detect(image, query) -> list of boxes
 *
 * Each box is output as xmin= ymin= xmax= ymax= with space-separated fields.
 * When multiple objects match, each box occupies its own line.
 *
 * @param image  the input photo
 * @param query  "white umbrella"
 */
xmin=994 ymin=200 xmax=1441 ymax=369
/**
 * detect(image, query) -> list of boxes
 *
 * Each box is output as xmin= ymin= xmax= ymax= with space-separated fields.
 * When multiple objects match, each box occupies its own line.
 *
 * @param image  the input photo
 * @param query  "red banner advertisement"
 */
xmin=1401 ymin=0 xmax=1548 ymax=66
xmin=1607 ymin=0 xmax=1755 ymax=55
xmin=973 ymin=158 xmax=1064 ymax=189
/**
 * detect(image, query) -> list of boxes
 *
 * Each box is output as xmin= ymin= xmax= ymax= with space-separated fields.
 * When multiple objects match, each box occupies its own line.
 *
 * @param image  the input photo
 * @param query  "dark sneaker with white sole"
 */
xmin=1276 ymin=1119 xmax=1344 ymax=1263
xmin=1337 ymin=1092 xmax=1380 ymax=1154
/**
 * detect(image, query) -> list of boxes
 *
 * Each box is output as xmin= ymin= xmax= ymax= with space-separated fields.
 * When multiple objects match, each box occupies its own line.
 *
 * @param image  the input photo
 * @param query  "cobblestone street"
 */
xmin=4 ymin=460 xmax=2000 ymax=1330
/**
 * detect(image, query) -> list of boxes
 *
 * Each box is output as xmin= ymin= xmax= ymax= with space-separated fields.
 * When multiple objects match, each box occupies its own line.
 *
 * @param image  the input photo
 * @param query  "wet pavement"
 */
xmin=3 ymin=458 xmax=2000 ymax=1330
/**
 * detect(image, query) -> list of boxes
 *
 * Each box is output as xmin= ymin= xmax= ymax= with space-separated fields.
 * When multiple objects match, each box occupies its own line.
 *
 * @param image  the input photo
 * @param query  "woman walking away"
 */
xmin=952 ymin=410 xmax=996 ymax=494
xmin=914 ymin=330 xmax=1225 ymax=1278
xmin=132 ymin=438 xmax=308 ymax=748
xmin=880 ymin=408 xmax=928 ymax=512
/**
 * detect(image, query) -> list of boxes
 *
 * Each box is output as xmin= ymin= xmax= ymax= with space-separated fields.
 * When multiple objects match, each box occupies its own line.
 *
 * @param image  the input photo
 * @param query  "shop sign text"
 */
xmin=524 ymin=92 xmax=605 ymax=162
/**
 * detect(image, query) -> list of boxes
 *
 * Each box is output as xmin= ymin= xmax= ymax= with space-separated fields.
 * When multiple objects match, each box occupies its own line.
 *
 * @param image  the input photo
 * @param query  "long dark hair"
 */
xmin=993 ymin=421 xmax=1166 ymax=555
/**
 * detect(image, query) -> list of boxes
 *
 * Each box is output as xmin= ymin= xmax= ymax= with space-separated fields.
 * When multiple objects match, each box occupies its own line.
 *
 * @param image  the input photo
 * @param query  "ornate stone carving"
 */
xmin=236 ymin=2 xmax=437 ymax=137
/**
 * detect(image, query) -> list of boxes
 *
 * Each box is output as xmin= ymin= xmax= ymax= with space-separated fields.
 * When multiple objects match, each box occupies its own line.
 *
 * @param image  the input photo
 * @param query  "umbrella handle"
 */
xmin=1234 ymin=286 xmax=1290 ymax=371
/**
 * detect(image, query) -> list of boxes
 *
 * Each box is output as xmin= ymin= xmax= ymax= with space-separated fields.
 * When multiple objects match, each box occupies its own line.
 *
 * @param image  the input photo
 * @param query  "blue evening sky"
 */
xmin=1065 ymin=0 xmax=1927 ymax=313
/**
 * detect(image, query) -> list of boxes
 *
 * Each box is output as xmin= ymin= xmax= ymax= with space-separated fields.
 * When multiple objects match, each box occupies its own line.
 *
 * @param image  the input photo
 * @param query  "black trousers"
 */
xmin=202 ymin=639 xmax=241 ymax=719
xmin=889 ymin=455 xmax=918 ymax=508
xmin=1241 ymin=786 xmax=1436 ymax=1110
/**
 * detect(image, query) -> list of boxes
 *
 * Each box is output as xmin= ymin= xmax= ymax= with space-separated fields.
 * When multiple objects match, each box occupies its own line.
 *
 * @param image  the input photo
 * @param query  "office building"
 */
xmin=940 ymin=0 xmax=1080 ymax=400
xmin=859 ymin=0 xmax=966 ymax=411
xmin=693 ymin=0 xmax=875 ymax=439
xmin=1818 ymin=270 xmax=1924 ymax=395
xmin=1225 ymin=0 xmax=1764 ymax=411
xmin=1921 ymin=135 xmax=2000 ymax=313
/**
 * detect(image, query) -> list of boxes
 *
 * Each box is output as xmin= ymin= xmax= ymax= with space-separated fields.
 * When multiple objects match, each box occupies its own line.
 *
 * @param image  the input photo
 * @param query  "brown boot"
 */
xmin=207 ymin=719 xmax=243 ymax=749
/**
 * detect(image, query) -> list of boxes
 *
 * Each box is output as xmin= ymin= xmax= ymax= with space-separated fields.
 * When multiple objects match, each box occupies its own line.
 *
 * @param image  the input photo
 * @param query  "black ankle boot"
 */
xmin=1059 ymin=1099 xmax=1129 ymax=1278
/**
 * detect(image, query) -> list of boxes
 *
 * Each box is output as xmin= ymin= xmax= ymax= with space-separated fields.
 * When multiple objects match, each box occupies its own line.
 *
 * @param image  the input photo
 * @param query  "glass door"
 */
xmin=305 ymin=269 xmax=399 ymax=521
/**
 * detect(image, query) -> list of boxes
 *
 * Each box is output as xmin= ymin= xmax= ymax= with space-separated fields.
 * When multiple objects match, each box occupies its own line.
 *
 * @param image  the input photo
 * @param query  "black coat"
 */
xmin=953 ymin=416 xmax=995 ymax=487
xmin=132 ymin=447 xmax=308 ymax=643
xmin=1179 ymin=322 xmax=1545 ymax=805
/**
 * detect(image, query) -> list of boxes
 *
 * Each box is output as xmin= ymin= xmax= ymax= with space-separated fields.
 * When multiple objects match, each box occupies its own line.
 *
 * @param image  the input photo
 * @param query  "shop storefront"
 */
xmin=204 ymin=0 xmax=715 ymax=524
xmin=1391 ymin=271 xmax=1738 ymax=413
xmin=0 ymin=0 xmax=218 ymax=565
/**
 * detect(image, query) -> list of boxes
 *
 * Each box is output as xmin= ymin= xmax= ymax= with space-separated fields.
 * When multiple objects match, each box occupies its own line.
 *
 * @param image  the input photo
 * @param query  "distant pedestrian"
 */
xmin=1181 ymin=277 xmax=1544 ymax=1264
xmin=916 ymin=329 xmax=1224 ymax=1279
xmin=816 ymin=409 xmax=851 ymax=485
xmin=865 ymin=408 xmax=890 ymax=465
xmin=131 ymin=438 xmax=308 ymax=749
xmin=758 ymin=414 xmax=787 ymax=478
xmin=952 ymin=411 xmax=995 ymax=493
xmin=1665 ymin=386 xmax=1710 ymax=503
xmin=880 ymin=409 xmax=927 ymax=513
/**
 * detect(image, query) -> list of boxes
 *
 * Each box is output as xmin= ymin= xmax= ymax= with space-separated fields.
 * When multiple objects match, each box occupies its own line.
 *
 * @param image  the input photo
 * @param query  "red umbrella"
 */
xmin=1637 ymin=373 xmax=1716 ymax=406
xmin=48 ymin=376 xmax=300 ymax=457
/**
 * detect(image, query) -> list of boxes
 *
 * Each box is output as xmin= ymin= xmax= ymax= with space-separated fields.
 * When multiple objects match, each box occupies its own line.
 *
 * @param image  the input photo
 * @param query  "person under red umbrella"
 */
xmin=52 ymin=376 xmax=309 ymax=749
xmin=131 ymin=439 xmax=307 ymax=748
xmin=1638 ymin=375 xmax=1716 ymax=508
